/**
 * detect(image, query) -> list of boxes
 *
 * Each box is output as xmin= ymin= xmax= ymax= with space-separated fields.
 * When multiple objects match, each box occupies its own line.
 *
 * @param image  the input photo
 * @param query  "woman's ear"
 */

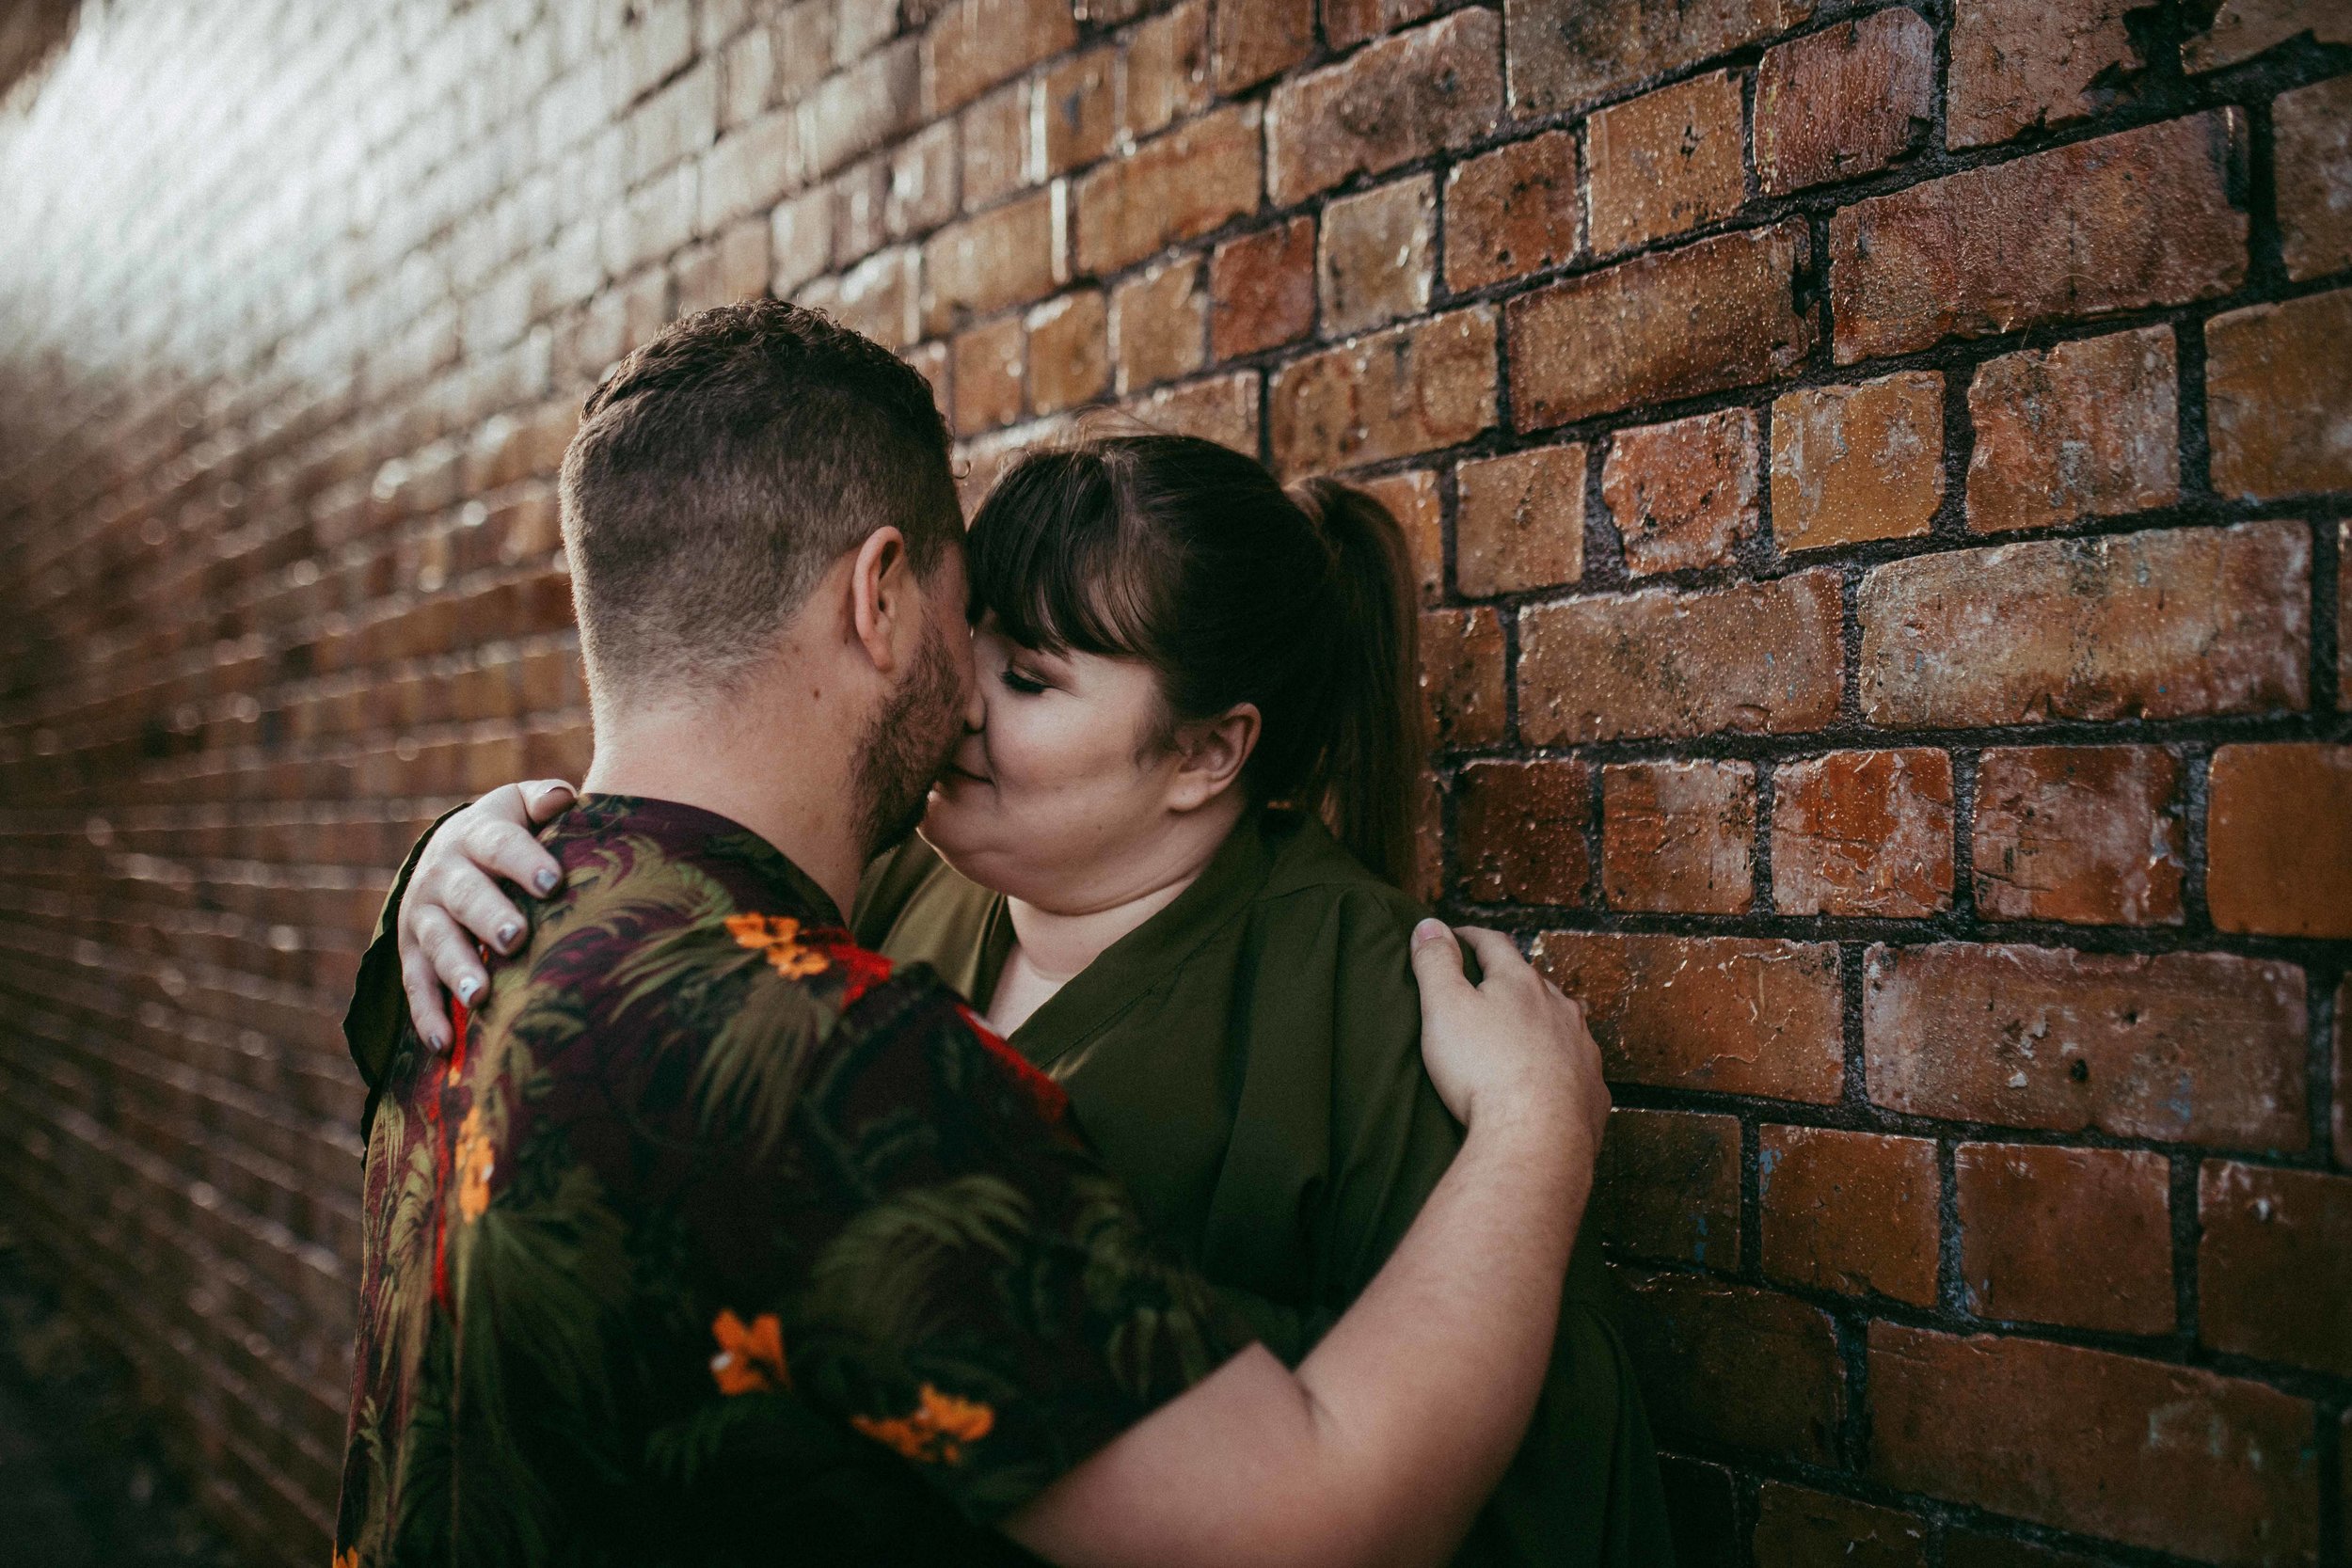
xmin=1167 ymin=703 xmax=1260 ymax=813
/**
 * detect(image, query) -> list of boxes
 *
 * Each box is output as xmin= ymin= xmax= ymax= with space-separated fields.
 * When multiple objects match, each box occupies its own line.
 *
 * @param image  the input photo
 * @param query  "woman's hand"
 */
xmin=1407 ymin=921 xmax=1609 ymax=1157
xmin=398 ymin=780 xmax=578 ymax=1051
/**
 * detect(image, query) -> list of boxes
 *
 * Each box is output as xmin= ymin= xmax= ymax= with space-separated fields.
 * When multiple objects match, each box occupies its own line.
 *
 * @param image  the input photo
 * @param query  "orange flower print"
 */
xmin=708 ymin=1308 xmax=790 ymax=1396
xmin=332 ymin=1549 xmax=359 ymax=1568
xmin=725 ymin=912 xmax=831 ymax=980
xmin=453 ymin=1105 xmax=495 ymax=1222
xmin=850 ymin=1384 xmax=996 ymax=1465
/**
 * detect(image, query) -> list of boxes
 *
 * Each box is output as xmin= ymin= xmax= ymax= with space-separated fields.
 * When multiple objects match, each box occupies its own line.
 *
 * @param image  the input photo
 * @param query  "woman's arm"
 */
xmin=1007 ymin=925 xmax=1607 ymax=1568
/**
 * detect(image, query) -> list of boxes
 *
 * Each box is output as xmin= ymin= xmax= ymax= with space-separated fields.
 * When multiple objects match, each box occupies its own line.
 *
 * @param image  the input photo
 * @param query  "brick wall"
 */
xmin=0 ymin=1 xmax=2345 ymax=1563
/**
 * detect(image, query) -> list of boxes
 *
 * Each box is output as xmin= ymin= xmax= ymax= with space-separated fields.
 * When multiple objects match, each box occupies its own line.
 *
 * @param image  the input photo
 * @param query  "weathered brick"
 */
xmin=919 ymin=188 xmax=1059 ymax=335
xmin=1770 ymin=371 xmax=1945 ymax=551
xmin=1760 ymin=1126 xmax=1940 ymax=1305
xmin=1942 ymin=1534 xmax=2112 ymax=1568
xmin=770 ymin=185 xmax=834 ymax=296
xmin=1864 ymin=942 xmax=2309 ymax=1147
xmin=921 ymin=0 xmax=1075 ymax=116
xmin=1025 ymin=290 xmax=1108 ymax=415
xmin=1752 ymin=1483 xmax=1928 ymax=1568
xmin=1660 ymin=1459 xmax=1741 ymax=1567
xmin=1266 ymin=9 xmax=1502 ymax=205
xmin=2207 ymin=743 xmax=2352 ymax=940
xmin=1212 ymin=0 xmax=1312 ymax=94
xmin=1323 ymin=0 xmax=1438 ymax=49
xmin=1601 ymin=760 xmax=1756 ymax=915
xmin=2340 ymin=977 xmax=2349 ymax=1175
xmin=1830 ymin=114 xmax=2248 ymax=364
xmin=2277 ymin=74 xmax=2352 ymax=281
xmin=1269 ymin=308 xmax=1496 ymax=476
xmin=1966 ymin=326 xmax=2179 ymax=534
xmin=1587 ymin=71 xmax=1744 ymax=256
xmin=1590 ymin=1107 xmax=1741 ymax=1268
xmin=1442 ymin=131 xmax=1581 ymax=293
xmin=1947 ymin=0 xmax=2148 ymax=150
xmin=1772 ymin=749 xmax=1954 ymax=918
xmin=1614 ymin=1269 xmax=1845 ymax=1463
xmin=1318 ymin=177 xmax=1436 ymax=338
xmin=886 ymin=120 xmax=960 ymax=237
xmin=1882 ymin=1326 xmax=2318 ymax=1562
xmin=1073 ymin=103 xmax=1262 ymax=276
xmin=1209 ymin=217 xmax=1315 ymax=361
xmin=2201 ymin=1162 xmax=2352 ymax=1376
xmin=2206 ymin=287 xmax=2352 ymax=500
xmin=1534 ymin=933 xmax=1844 ymax=1102
xmin=1454 ymin=443 xmax=1584 ymax=596
xmin=1972 ymin=746 xmax=2185 ymax=927
xmin=1455 ymin=758 xmax=1590 ymax=904
xmin=1120 ymin=370 xmax=1259 ymax=452
xmin=1857 ymin=520 xmax=2311 ymax=728
xmin=2183 ymin=0 xmax=2352 ymax=72
xmin=1109 ymin=257 xmax=1206 ymax=394
xmin=959 ymin=80 xmax=1032 ymax=211
xmin=804 ymin=245 xmax=920 ymax=346
xmin=1518 ymin=569 xmax=1843 ymax=744
xmin=1120 ymin=0 xmax=1211 ymax=143
xmin=1504 ymin=0 xmax=1815 ymax=119
xmin=1357 ymin=467 xmax=1443 ymax=605
xmin=1038 ymin=48 xmax=1117 ymax=178
xmin=1509 ymin=221 xmax=1815 ymax=429
xmin=949 ymin=314 xmax=1024 ymax=435
xmin=1756 ymin=8 xmax=1934 ymax=194
xmin=2344 ymin=520 xmax=2351 ymax=694
xmin=1601 ymin=408 xmax=1759 ymax=577
xmin=800 ymin=39 xmax=921 ymax=179
xmin=1420 ymin=607 xmax=1507 ymax=748
xmin=1956 ymin=1143 xmax=2174 ymax=1333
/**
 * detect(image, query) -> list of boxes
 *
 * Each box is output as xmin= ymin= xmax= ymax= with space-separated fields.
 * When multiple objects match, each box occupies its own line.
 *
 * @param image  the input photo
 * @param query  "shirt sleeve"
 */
xmin=342 ymin=803 xmax=466 ymax=1141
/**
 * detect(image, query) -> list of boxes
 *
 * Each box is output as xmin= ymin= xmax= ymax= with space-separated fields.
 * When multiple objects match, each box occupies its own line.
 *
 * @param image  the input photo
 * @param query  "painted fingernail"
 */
xmin=496 ymin=922 xmax=520 ymax=949
xmin=457 ymin=977 xmax=480 ymax=1005
xmin=426 ymin=1028 xmax=449 ymax=1053
xmin=532 ymin=868 xmax=558 ymax=894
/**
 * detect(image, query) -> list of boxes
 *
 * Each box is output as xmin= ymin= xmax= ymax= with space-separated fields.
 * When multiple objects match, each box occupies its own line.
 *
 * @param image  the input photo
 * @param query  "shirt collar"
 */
xmin=548 ymin=793 xmax=846 ymax=927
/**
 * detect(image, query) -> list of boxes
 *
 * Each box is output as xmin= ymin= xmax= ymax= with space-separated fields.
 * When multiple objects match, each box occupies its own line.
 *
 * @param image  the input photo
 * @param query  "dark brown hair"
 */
xmin=559 ymin=300 xmax=961 ymax=702
xmin=967 ymin=435 xmax=1423 ymax=885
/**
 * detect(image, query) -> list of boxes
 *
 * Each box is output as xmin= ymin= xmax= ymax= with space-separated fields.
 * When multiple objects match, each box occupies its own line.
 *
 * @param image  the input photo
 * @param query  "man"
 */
xmin=335 ymin=301 xmax=1608 ymax=1567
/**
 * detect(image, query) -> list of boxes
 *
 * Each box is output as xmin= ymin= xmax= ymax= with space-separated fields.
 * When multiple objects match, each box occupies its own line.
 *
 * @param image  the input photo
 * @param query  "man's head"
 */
xmin=560 ymin=302 xmax=975 ymax=860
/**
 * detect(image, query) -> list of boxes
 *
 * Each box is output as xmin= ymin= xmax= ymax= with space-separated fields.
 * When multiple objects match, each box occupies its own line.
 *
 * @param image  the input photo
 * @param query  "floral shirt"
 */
xmin=334 ymin=796 xmax=1245 ymax=1568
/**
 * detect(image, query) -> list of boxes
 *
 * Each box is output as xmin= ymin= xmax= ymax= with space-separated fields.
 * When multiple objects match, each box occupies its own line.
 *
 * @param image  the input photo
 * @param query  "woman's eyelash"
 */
xmin=999 ymin=667 xmax=1049 ymax=695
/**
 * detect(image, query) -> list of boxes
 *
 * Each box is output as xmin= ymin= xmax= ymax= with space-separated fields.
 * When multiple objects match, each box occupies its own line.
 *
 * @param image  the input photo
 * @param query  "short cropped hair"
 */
xmin=558 ymin=301 xmax=961 ymax=702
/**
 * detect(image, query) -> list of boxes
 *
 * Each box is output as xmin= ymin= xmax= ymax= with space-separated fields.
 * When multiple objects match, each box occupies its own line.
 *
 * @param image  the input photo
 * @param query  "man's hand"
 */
xmin=398 ymin=780 xmax=577 ymax=1050
xmin=1408 ymin=921 xmax=1609 ymax=1157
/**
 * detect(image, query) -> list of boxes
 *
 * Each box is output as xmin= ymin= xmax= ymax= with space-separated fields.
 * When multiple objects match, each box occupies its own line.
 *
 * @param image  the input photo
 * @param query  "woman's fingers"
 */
xmin=519 ymin=778 xmax=578 ymax=826
xmin=435 ymin=852 xmax=532 ymax=955
xmin=411 ymin=905 xmax=489 ymax=1014
xmin=457 ymin=798 xmax=564 ymax=900
xmin=400 ymin=940 xmax=453 ymax=1053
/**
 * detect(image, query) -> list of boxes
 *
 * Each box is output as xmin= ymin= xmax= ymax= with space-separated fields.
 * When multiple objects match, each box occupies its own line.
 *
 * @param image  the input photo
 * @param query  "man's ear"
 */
xmin=847 ymin=527 xmax=914 ymax=674
xmin=1166 ymin=703 xmax=1260 ymax=813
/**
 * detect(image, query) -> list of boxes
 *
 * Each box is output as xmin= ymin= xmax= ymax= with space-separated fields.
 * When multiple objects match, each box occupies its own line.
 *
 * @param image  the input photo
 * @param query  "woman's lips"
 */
xmin=940 ymin=760 xmax=992 ymax=786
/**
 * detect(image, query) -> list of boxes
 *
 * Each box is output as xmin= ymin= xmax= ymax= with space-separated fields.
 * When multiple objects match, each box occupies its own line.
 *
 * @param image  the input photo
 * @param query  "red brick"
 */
xmin=1944 ymin=1532 xmax=2116 ymax=1568
xmin=1266 ymin=9 xmax=1502 ymax=205
xmin=1590 ymin=1107 xmax=1740 ymax=1267
xmin=1518 ymin=569 xmax=1843 ymax=744
xmin=1756 ymin=8 xmax=1934 ymax=194
xmin=2183 ymin=0 xmax=2352 ymax=72
xmin=1420 ymin=607 xmax=1506 ymax=748
xmin=1356 ymin=467 xmax=1442 ymax=605
xmin=1614 ymin=1269 xmax=1845 ymax=1463
xmin=1534 ymin=933 xmax=1844 ymax=1102
xmin=1587 ymin=71 xmax=1744 ymax=256
xmin=1504 ymin=0 xmax=1815 ymax=119
xmin=1025 ymin=290 xmax=1108 ymax=415
xmin=1947 ymin=0 xmax=2149 ymax=150
xmin=2344 ymin=520 xmax=2351 ymax=694
xmin=1039 ymin=47 xmax=1117 ymax=177
xmin=1323 ymin=0 xmax=1438 ymax=49
xmin=1120 ymin=0 xmax=1211 ymax=143
xmin=1455 ymin=758 xmax=1590 ymax=905
xmin=2208 ymin=743 xmax=2352 ymax=940
xmin=1269 ymin=308 xmax=1496 ymax=476
xmin=904 ymin=339 xmax=951 ymax=416
xmin=1508 ymin=222 xmax=1815 ymax=429
xmin=1956 ymin=1143 xmax=2173 ymax=1334
xmin=1209 ymin=217 xmax=1316 ymax=361
xmin=1973 ymin=746 xmax=2185 ymax=927
xmin=1868 ymin=1323 xmax=2317 ymax=1564
xmin=949 ymin=314 xmax=1025 ymax=435
xmin=1109 ymin=258 xmax=1206 ymax=394
xmin=801 ymin=40 xmax=922 ymax=180
xmin=1965 ymin=326 xmax=2179 ymax=534
xmin=1770 ymin=371 xmax=1945 ymax=552
xmin=2339 ymin=976 xmax=2349 ymax=1173
xmin=1601 ymin=759 xmax=1756 ymax=915
xmin=1318 ymin=177 xmax=1436 ymax=338
xmin=1073 ymin=103 xmax=1262 ymax=275
xmin=1760 ymin=1126 xmax=1939 ymax=1305
xmin=1863 ymin=942 xmax=2309 ymax=1148
xmin=959 ymin=81 xmax=1031 ymax=212
xmin=887 ymin=121 xmax=961 ymax=238
xmin=1212 ymin=0 xmax=1312 ymax=94
xmin=2206 ymin=287 xmax=2352 ymax=500
xmin=1442 ymin=131 xmax=1581 ymax=293
xmin=771 ymin=185 xmax=834 ymax=297
xmin=804 ymin=245 xmax=920 ymax=347
xmin=1772 ymin=749 xmax=1954 ymax=918
xmin=1752 ymin=1483 xmax=1928 ymax=1568
xmin=921 ymin=0 xmax=1075 ymax=116
xmin=1857 ymin=520 xmax=2311 ymax=728
xmin=1659 ymin=1458 xmax=1740 ymax=1566
xmin=1600 ymin=408 xmax=1759 ymax=577
xmin=2278 ymin=74 xmax=2352 ymax=280
xmin=1454 ymin=443 xmax=1584 ymax=596
xmin=1829 ymin=114 xmax=2248 ymax=364
xmin=919 ymin=189 xmax=1059 ymax=335
xmin=1120 ymin=370 xmax=1260 ymax=453
xmin=2201 ymin=1162 xmax=2352 ymax=1375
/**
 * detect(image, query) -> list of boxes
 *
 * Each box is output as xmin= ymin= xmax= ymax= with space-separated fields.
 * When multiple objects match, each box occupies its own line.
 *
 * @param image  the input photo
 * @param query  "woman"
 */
xmin=358 ymin=435 xmax=1671 ymax=1563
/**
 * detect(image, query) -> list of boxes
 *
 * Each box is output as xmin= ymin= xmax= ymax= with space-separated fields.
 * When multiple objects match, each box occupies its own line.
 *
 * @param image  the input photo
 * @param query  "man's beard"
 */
xmin=850 ymin=613 xmax=962 ymax=864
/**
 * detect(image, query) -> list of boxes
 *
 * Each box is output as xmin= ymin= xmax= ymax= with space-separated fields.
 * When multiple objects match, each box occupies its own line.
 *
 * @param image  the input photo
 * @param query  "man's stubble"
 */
xmin=851 ymin=608 xmax=964 ymax=865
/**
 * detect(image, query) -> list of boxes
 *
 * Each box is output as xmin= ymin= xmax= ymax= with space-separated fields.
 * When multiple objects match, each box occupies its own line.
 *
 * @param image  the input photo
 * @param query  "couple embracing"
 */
xmin=334 ymin=300 xmax=1671 ymax=1565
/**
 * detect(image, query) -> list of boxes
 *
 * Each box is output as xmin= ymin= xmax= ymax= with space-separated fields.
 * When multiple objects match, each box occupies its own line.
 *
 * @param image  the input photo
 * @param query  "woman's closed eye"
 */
xmin=998 ymin=664 xmax=1051 ymax=696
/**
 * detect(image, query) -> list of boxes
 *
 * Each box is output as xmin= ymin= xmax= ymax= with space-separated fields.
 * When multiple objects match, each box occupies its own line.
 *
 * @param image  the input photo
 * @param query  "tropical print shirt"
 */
xmin=334 ymin=795 xmax=1245 ymax=1568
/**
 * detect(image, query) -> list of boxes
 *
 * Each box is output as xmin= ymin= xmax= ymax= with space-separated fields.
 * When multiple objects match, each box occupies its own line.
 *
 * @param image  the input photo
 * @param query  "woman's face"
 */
xmin=920 ymin=616 xmax=1231 ymax=912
